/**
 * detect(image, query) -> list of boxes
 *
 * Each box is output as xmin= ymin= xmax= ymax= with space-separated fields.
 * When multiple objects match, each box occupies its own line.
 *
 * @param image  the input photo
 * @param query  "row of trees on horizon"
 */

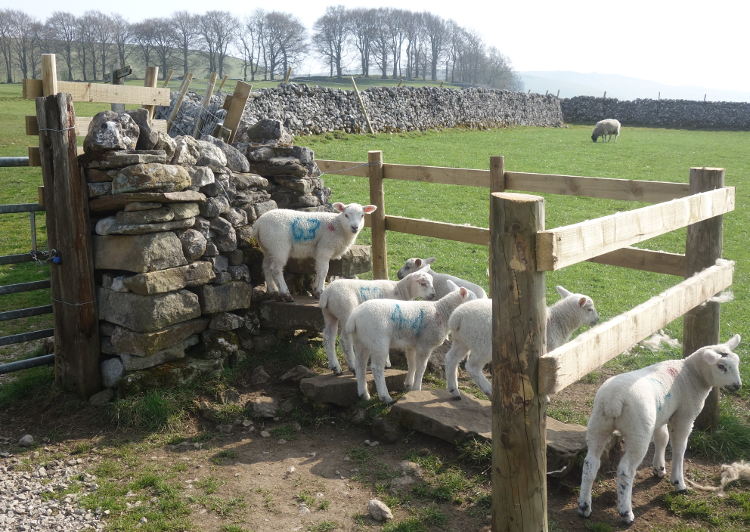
xmin=0 ymin=6 xmax=524 ymax=91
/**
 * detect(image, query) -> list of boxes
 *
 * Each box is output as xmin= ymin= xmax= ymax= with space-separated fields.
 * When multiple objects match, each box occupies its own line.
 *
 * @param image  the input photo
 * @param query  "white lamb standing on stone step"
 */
xmin=591 ymin=118 xmax=621 ymax=143
xmin=445 ymin=286 xmax=599 ymax=400
xmin=346 ymin=280 xmax=476 ymax=403
xmin=578 ymin=334 xmax=742 ymax=525
xmin=396 ymin=257 xmax=487 ymax=299
xmin=251 ymin=202 xmax=376 ymax=302
xmin=318 ymin=271 xmax=436 ymax=376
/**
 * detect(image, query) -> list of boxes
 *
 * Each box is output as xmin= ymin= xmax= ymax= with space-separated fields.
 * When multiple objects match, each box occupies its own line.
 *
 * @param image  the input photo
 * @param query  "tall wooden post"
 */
xmin=192 ymin=71 xmax=218 ymax=138
xmin=167 ymin=73 xmax=193 ymax=133
xmin=351 ymin=77 xmax=374 ymax=134
xmin=142 ymin=66 xmax=159 ymax=121
xmin=368 ymin=150 xmax=388 ymax=280
xmin=36 ymin=93 xmax=100 ymax=398
xmin=224 ymin=81 xmax=252 ymax=143
xmin=491 ymin=192 xmax=547 ymax=532
xmin=684 ymin=167 xmax=724 ymax=431
xmin=41 ymin=54 xmax=57 ymax=97
xmin=488 ymin=156 xmax=505 ymax=293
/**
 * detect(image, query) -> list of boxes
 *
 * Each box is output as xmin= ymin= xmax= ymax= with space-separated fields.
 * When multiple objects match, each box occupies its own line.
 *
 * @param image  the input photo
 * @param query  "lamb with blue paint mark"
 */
xmin=445 ymin=285 xmax=599 ymax=400
xmin=251 ymin=202 xmax=376 ymax=301
xmin=318 ymin=271 xmax=436 ymax=375
xmin=346 ymin=279 xmax=476 ymax=403
xmin=578 ymin=334 xmax=742 ymax=525
xmin=397 ymin=257 xmax=488 ymax=299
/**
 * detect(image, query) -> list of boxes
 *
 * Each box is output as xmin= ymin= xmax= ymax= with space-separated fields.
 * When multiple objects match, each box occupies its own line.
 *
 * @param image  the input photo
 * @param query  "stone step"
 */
xmin=285 ymin=244 xmax=371 ymax=277
xmin=257 ymin=295 xmax=324 ymax=330
xmin=300 ymin=369 xmax=407 ymax=407
xmin=388 ymin=389 xmax=621 ymax=478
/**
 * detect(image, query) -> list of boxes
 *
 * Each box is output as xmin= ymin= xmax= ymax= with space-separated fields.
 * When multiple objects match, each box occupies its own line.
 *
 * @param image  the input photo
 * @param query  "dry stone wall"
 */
xmin=81 ymin=111 xmax=334 ymax=395
xmin=560 ymin=96 xmax=750 ymax=129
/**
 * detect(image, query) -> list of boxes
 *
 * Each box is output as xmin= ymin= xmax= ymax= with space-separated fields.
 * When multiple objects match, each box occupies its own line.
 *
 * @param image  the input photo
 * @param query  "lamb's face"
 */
xmin=335 ymin=202 xmax=378 ymax=235
xmin=397 ymin=257 xmax=435 ymax=280
xmin=704 ymin=335 xmax=742 ymax=392
xmin=407 ymin=271 xmax=436 ymax=300
xmin=578 ymin=296 xmax=599 ymax=326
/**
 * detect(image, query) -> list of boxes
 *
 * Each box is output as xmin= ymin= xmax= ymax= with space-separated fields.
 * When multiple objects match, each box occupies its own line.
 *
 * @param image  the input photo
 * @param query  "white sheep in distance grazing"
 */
xmin=578 ymin=334 xmax=742 ymax=525
xmin=346 ymin=280 xmax=477 ymax=403
xmin=318 ymin=271 xmax=436 ymax=376
xmin=396 ymin=257 xmax=488 ymax=299
xmin=445 ymin=285 xmax=599 ymax=400
xmin=591 ymin=118 xmax=621 ymax=143
xmin=251 ymin=202 xmax=376 ymax=301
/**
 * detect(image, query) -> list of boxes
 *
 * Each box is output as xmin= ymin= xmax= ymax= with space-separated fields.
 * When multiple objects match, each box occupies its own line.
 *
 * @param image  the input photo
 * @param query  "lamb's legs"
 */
xmin=403 ymin=348 xmax=417 ymax=390
xmin=354 ymin=338 xmax=371 ymax=400
xmin=262 ymin=256 xmax=279 ymax=295
xmin=410 ymin=348 xmax=432 ymax=391
xmin=668 ymin=422 xmax=692 ymax=492
xmin=371 ymin=356 xmax=393 ymax=403
xmin=445 ymin=340 xmax=469 ymax=399
xmin=615 ymin=434 xmax=651 ymax=524
xmin=578 ymin=422 xmax=615 ymax=518
xmin=267 ymin=257 xmax=293 ymax=302
xmin=321 ymin=308 xmax=342 ymax=375
xmin=312 ymin=258 xmax=329 ymax=299
xmin=652 ymin=424 xmax=670 ymax=478
xmin=338 ymin=330 xmax=356 ymax=375
xmin=464 ymin=349 xmax=492 ymax=398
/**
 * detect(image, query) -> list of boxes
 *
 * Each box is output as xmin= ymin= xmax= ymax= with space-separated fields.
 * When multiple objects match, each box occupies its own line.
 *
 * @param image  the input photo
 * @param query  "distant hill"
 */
xmin=519 ymin=71 xmax=750 ymax=103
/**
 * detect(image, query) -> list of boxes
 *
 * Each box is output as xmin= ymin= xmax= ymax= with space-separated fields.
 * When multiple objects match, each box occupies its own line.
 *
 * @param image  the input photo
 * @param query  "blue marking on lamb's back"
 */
xmin=291 ymin=218 xmax=321 ymax=242
xmin=390 ymin=304 xmax=425 ymax=335
xmin=646 ymin=377 xmax=671 ymax=413
xmin=359 ymin=286 xmax=382 ymax=302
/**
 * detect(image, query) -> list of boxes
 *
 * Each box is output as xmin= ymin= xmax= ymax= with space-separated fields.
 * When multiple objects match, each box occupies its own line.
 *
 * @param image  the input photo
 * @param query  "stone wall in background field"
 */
xmin=560 ymin=96 xmax=750 ymax=129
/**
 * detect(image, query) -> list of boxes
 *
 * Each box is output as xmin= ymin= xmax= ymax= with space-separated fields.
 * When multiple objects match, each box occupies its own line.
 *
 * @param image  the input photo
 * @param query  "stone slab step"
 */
xmin=389 ymin=389 xmax=621 ymax=478
xmin=257 ymin=295 xmax=325 ymax=330
xmin=285 ymin=245 xmax=372 ymax=277
xmin=300 ymin=369 xmax=407 ymax=407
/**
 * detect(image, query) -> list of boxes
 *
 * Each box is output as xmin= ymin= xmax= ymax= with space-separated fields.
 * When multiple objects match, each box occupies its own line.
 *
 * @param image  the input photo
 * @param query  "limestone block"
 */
xmin=124 ymin=108 xmax=158 ymax=150
xmin=170 ymin=202 xmax=200 ymax=220
xmin=285 ymin=245 xmax=371 ymax=277
xmin=95 ymin=215 xmax=194 ymax=236
xmin=248 ymin=157 xmax=307 ymax=177
xmin=88 ymin=182 xmax=112 ymax=198
xmin=94 ymin=233 xmax=187 ymax=273
xmin=116 ymin=206 xmax=174 ymax=225
xmin=80 ymin=149 xmax=167 ymax=169
xmin=119 ymin=335 xmax=199 ymax=371
xmin=101 ymin=357 xmax=124 ymax=388
xmin=117 ymin=357 xmax=224 ymax=397
xmin=244 ymin=119 xmax=293 ymax=144
xmin=124 ymin=202 xmax=163 ymax=211
xmin=196 ymin=140 xmax=228 ymax=171
xmin=209 ymin=312 xmax=244 ymax=331
xmin=154 ymin=131 xmax=177 ymax=161
xmin=231 ymin=173 xmax=267 ymax=189
xmin=111 ymin=163 xmax=191 ymax=194
xmin=97 ymin=287 xmax=201 ymax=333
xmin=193 ymin=281 xmax=253 ymax=314
xmin=176 ymin=229 xmax=207 ymax=261
xmin=171 ymin=135 xmax=200 ymax=166
xmin=203 ymin=135 xmax=250 ymax=173
xmin=187 ymin=166 xmax=215 ymax=188
xmin=121 ymin=262 xmax=215 ymax=295
xmin=201 ymin=329 xmax=239 ymax=359
xmin=83 ymin=111 xmax=139 ymax=153
xmin=110 ymin=318 xmax=209 ymax=356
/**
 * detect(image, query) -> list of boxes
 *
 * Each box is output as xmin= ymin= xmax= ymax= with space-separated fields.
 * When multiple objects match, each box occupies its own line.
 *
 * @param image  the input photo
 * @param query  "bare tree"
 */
xmin=8 ymin=10 xmax=40 ymax=80
xmin=423 ymin=12 xmax=447 ymax=81
xmin=172 ymin=11 xmax=199 ymax=76
xmin=199 ymin=11 xmax=240 ymax=78
xmin=247 ymin=9 xmax=267 ymax=81
xmin=346 ymin=8 xmax=376 ymax=77
xmin=312 ymin=5 xmax=348 ymax=79
xmin=87 ymin=11 xmax=115 ymax=80
xmin=264 ymin=11 xmax=307 ymax=80
xmin=110 ymin=14 xmax=132 ymax=68
xmin=28 ymin=21 xmax=46 ymax=79
xmin=46 ymin=11 xmax=77 ymax=81
xmin=388 ymin=10 xmax=408 ymax=78
xmin=370 ymin=8 xmax=391 ymax=79
xmin=402 ymin=11 xmax=423 ymax=81
xmin=131 ymin=20 xmax=157 ymax=73
xmin=149 ymin=18 xmax=179 ymax=79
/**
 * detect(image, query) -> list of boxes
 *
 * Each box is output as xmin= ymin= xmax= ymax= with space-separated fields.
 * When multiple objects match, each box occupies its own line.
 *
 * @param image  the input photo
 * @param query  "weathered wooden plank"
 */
xmin=36 ymin=92 xmax=101 ymax=397
xmin=587 ymin=247 xmax=686 ymax=276
xmin=23 ymin=78 xmax=170 ymax=105
xmin=385 ymin=216 xmax=490 ymax=246
xmin=490 ymin=191 xmax=547 ymax=531
xmin=315 ymin=159 xmax=370 ymax=178
xmin=505 ymin=172 xmax=691 ymax=203
xmin=27 ymin=115 xmax=167 ymax=137
xmin=536 ymin=187 xmax=735 ymax=271
xmin=369 ymin=151 xmax=388 ymax=279
xmin=538 ymin=259 xmax=734 ymax=395
xmin=28 ymin=146 xmax=84 ymax=167
xmin=225 ymin=81 xmax=252 ymax=143
xmin=384 ymin=164 xmax=490 ymax=188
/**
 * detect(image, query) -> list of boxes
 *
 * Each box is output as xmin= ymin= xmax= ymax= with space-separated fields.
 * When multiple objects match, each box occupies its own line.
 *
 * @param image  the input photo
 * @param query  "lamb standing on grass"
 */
xmin=445 ymin=286 xmax=599 ymax=400
xmin=347 ymin=280 xmax=476 ymax=403
xmin=318 ymin=271 xmax=436 ymax=375
xmin=578 ymin=334 xmax=742 ymax=525
xmin=397 ymin=257 xmax=488 ymax=299
xmin=251 ymin=202 xmax=376 ymax=302
xmin=591 ymin=119 xmax=621 ymax=143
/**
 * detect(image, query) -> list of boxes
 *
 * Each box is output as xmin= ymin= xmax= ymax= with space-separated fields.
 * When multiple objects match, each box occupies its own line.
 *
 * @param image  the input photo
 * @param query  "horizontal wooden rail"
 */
xmin=505 ymin=172 xmax=690 ymax=203
xmin=539 ymin=259 xmax=734 ymax=395
xmin=28 ymin=146 xmax=84 ymax=167
xmin=536 ymin=187 xmax=735 ymax=271
xmin=385 ymin=216 xmax=490 ymax=246
xmin=384 ymin=164 xmax=490 ymax=188
xmin=588 ymin=247 xmax=686 ymax=277
xmin=23 ymin=79 xmax=170 ymax=106
xmin=316 ymin=159 xmax=370 ymax=178
xmin=26 ymin=115 xmax=167 ymax=137
xmin=0 ymin=203 xmax=45 ymax=214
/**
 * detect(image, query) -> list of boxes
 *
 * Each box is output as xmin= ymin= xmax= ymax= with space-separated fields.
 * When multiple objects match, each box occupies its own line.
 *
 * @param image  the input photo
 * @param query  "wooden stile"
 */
xmin=24 ymin=78 xmax=169 ymax=106
xmin=491 ymin=192 xmax=547 ymax=532
xmin=36 ymin=92 xmax=101 ymax=397
xmin=369 ymin=151 xmax=388 ymax=279
xmin=538 ymin=259 xmax=734 ymax=395
xmin=27 ymin=116 xmax=167 ymax=137
xmin=224 ymin=81 xmax=252 ymax=143
xmin=536 ymin=187 xmax=735 ymax=271
xmin=142 ymin=66 xmax=159 ymax=120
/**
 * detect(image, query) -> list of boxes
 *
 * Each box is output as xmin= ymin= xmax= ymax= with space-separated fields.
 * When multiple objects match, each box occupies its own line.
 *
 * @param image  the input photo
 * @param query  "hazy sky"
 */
xmin=18 ymin=0 xmax=748 ymax=92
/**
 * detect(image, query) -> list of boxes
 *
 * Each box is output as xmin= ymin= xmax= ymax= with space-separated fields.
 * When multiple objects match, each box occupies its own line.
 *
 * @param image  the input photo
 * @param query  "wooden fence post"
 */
xmin=491 ymin=191 xmax=547 ymax=532
xmin=192 ymin=71 xmax=218 ymax=138
xmin=166 ymin=72 xmax=193 ymax=133
xmin=488 ymin=156 xmax=505 ymax=293
xmin=142 ymin=66 xmax=159 ymax=121
xmin=684 ymin=167 xmax=725 ymax=431
xmin=42 ymin=54 xmax=57 ymax=97
xmin=217 ymin=74 xmax=228 ymax=92
xmin=369 ymin=150 xmax=388 ymax=279
xmin=224 ymin=81 xmax=252 ymax=143
xmin=36 ymin=92 xmax=100 ymax=398
xmin=350 ymin=77 xmax=375 ymax=134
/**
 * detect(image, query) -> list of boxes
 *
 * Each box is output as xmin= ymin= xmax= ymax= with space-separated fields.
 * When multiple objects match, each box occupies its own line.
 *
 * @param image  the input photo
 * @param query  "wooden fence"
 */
xmin=317 ymin=152 xmax=735 ymax=531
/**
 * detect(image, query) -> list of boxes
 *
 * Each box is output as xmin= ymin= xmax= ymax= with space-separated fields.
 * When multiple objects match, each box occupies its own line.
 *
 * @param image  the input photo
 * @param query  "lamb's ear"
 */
xmin=459 ymin=287 xmax=468 ymax=297
xmin=556 ymin=286 xmax=572 ymax=298
xmin=446 ymin=279 xmax=459 ymax=292
xmin=726 ymin=334 xmax=741 ymax=350
xmin=333 ymin=202 xmax=346 ymax=213
xmin=425 ymin=257 xmax=436 ymax=265
xmin=362 ymin=205 xmax=377 ymax=214
xmin=702 ymin=348 xmax=722 ymax=365
xmin=414 ymin=258 xmax=423 ymax=268
xmin=578 ymin=297 xmax=587 ymax=307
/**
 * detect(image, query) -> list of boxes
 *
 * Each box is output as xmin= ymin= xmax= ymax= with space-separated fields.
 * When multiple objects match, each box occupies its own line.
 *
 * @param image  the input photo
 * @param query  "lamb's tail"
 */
xmin=318 ymin=289 xmax=330 ymax=310
xmin=602 ymin=395 xmax=625 ymax=419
